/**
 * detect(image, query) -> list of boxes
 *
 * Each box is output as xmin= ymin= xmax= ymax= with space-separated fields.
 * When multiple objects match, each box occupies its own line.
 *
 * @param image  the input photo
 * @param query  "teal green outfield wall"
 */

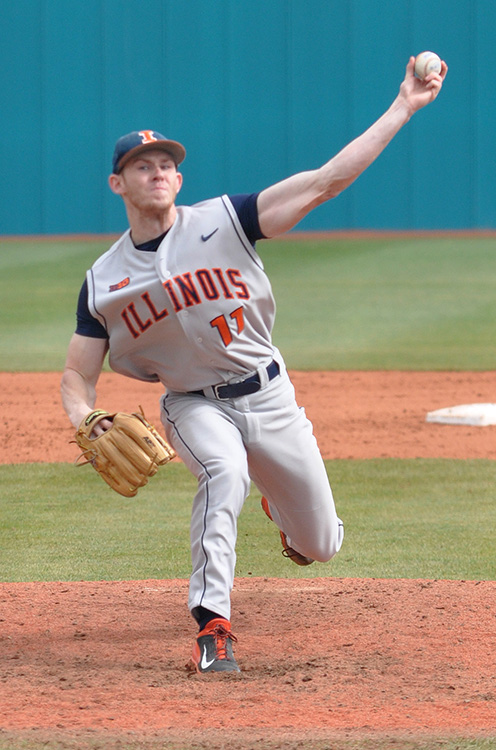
xmin=1 ymin=0 xmax=494 ymax=234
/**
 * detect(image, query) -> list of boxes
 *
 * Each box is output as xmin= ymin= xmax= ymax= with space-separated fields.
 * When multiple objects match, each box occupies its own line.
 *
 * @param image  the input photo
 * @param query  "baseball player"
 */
xmin=61 ymin=57 xmax=447 ymax=673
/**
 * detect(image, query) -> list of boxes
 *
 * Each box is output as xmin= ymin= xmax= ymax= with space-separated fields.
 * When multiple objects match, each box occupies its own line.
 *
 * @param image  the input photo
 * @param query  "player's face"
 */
xmin=114 ymin=150 xmax=183 ymax=214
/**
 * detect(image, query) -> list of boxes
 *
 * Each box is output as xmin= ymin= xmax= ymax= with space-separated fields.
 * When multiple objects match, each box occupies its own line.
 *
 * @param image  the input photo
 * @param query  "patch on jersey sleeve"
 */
xmin=109 ymin=277 xmax=130 ymax=292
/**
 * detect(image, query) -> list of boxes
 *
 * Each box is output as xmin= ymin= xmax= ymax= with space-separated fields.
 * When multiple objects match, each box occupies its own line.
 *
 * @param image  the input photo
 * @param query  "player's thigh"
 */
xmin=248 ymin=415 xmax=333 ymax=514
xmin=247 ymin=374 xmax=331 ymax=505
xmin=247 ymin=378 xmax=341 ymax=548
xmin=161 ymin=392 xmax=249 ymax=484
xmin=249 ymin=431 xmax=341 ymax=561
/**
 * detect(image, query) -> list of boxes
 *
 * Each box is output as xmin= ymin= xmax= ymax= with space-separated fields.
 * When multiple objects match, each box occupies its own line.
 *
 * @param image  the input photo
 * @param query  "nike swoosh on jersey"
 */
xmin=200 ymin=644 xmax=216 ymax=670
xmin=201 ymin=228 xmax=219 ymax=242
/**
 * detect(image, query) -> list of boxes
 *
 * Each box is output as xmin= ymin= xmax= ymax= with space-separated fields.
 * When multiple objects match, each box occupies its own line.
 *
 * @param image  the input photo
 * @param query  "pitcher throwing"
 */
xmin=61 ymin=56 xmax=447 ymax=673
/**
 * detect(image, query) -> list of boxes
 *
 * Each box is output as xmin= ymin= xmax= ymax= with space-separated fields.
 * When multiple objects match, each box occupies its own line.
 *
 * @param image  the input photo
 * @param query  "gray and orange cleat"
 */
xmin=261 ymin=496 xmax=314 ymax=566
xmin=191 ymin=618 xmax=240 ymax=674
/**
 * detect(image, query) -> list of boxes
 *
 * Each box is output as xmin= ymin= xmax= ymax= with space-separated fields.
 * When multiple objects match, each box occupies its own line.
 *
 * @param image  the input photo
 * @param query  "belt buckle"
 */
xmin=213 ymin=383 xmax=229 ymax=400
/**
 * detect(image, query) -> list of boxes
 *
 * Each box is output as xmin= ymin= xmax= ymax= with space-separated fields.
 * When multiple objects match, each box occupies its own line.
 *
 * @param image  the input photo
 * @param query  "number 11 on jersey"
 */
xmin=210 ymin=306 xmax=244 ymax=346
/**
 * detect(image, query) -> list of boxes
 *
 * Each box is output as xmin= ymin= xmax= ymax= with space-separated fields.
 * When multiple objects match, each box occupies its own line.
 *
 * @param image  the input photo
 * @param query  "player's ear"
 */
xmin=175 ymin=170 xmax=183 ymax=194
xmin=108 ymin=173 xmax=124 ymax=195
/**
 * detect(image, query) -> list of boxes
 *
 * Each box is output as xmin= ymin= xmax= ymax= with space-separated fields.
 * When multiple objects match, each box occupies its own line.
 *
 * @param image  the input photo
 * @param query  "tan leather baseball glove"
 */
xmin=74 ymin=408 xmax=176 ymax=497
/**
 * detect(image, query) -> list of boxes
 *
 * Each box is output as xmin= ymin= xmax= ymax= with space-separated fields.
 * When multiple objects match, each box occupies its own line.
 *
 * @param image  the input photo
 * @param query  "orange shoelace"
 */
xmin=211 ymin=623 xmax=237 ymax=660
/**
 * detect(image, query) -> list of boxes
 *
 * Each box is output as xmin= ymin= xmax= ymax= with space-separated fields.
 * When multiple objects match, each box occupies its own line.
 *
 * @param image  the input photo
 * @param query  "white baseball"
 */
xmin=414 ymin=51 xmax=442 ymax=80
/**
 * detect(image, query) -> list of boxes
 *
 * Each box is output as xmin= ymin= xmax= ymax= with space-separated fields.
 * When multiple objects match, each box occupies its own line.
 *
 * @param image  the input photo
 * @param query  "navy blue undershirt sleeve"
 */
xmin=76 ymin=278 xmax=109 ymax=338
xmin=229 ymin=192 xmax=266 ymax=243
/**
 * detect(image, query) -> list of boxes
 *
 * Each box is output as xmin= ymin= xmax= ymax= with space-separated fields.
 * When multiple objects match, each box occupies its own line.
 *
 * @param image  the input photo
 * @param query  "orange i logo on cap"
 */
xmin=138 ymin=130 xmax=157 ymax=144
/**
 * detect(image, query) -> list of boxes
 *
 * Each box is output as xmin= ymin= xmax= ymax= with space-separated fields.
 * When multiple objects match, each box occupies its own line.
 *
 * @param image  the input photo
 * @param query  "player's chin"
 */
xmin=143 ymin=194 xmax=173 ymax=211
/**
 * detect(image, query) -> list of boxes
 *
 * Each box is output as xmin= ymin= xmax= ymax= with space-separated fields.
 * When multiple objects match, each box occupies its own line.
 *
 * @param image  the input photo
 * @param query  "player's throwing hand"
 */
xmin=399 ymin=55 xmax=448 ymax=115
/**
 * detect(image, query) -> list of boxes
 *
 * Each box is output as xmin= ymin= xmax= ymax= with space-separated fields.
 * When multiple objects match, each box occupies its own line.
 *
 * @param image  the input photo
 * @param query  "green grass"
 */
xmin=1 ymin=737 xmax=495 ymax=750
xmin=1 ymin=459 xmax=494 ymax=583
xmin=262 ymin=236 xmax=496 ymax=369
xmin=1 ymin=235 xmax=496 ymax=370
xmin=0 ymin=239 xmax=110 ymax=371
xmin=0 ymin=736 xmax=495 ymax=750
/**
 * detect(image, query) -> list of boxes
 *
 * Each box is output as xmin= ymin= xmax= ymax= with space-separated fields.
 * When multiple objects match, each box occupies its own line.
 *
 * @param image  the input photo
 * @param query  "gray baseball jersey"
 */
xmin=86 ymin=195 xmax=278 ymax=391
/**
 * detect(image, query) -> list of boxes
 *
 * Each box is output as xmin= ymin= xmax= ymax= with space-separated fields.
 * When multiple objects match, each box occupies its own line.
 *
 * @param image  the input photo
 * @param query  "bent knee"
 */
xmin=310 ymin=520 xmax=344 ymax=562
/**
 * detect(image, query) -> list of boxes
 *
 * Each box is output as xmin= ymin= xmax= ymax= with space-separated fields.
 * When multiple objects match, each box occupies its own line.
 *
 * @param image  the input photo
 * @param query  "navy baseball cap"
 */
xmin=112 ymin=130 xmax=186 ymax=173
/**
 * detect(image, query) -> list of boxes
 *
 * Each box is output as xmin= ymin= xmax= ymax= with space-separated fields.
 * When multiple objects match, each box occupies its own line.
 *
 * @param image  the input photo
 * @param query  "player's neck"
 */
xmin=127 ymin=205 xmax=177 ymax=246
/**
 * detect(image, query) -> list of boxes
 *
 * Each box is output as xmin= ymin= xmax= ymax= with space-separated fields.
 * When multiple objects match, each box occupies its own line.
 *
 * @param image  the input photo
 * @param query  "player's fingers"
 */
xmin=422 ymin=74 xmax=442 ymax=87
xmin=91 ymin=418 xmax=113 ymax=438
xmin=405 ymin=56 xmax=416 ymax=77
xmin=423 ymin=61 xmax=447 ymax=81
xmin=423 ymin=63 xmax=448 ymax=89
xmin=423 ymin=78 xmax=444 ymax=102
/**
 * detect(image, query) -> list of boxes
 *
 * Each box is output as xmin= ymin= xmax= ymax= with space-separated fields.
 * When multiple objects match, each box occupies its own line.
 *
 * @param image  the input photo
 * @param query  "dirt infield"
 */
xmin=2 ymin=370 xmax=496 ymax=463
xmin=1 ymin=370 xmax=495 ymax=747
xmin=1 ymin=578 xmax=495 ymax=747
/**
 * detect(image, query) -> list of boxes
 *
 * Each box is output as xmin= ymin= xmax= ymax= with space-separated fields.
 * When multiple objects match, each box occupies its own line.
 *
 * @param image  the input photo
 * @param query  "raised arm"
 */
xmin=257 ymin=56 xmax=447 ymax=238
xmin=60 ymin=333 xmax=109 ymax=429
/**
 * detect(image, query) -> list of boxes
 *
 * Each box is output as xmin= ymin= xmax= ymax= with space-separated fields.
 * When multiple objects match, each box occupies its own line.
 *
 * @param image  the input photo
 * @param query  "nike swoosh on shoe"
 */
xmin=200 ymin=645 xmax=216 ymax=670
